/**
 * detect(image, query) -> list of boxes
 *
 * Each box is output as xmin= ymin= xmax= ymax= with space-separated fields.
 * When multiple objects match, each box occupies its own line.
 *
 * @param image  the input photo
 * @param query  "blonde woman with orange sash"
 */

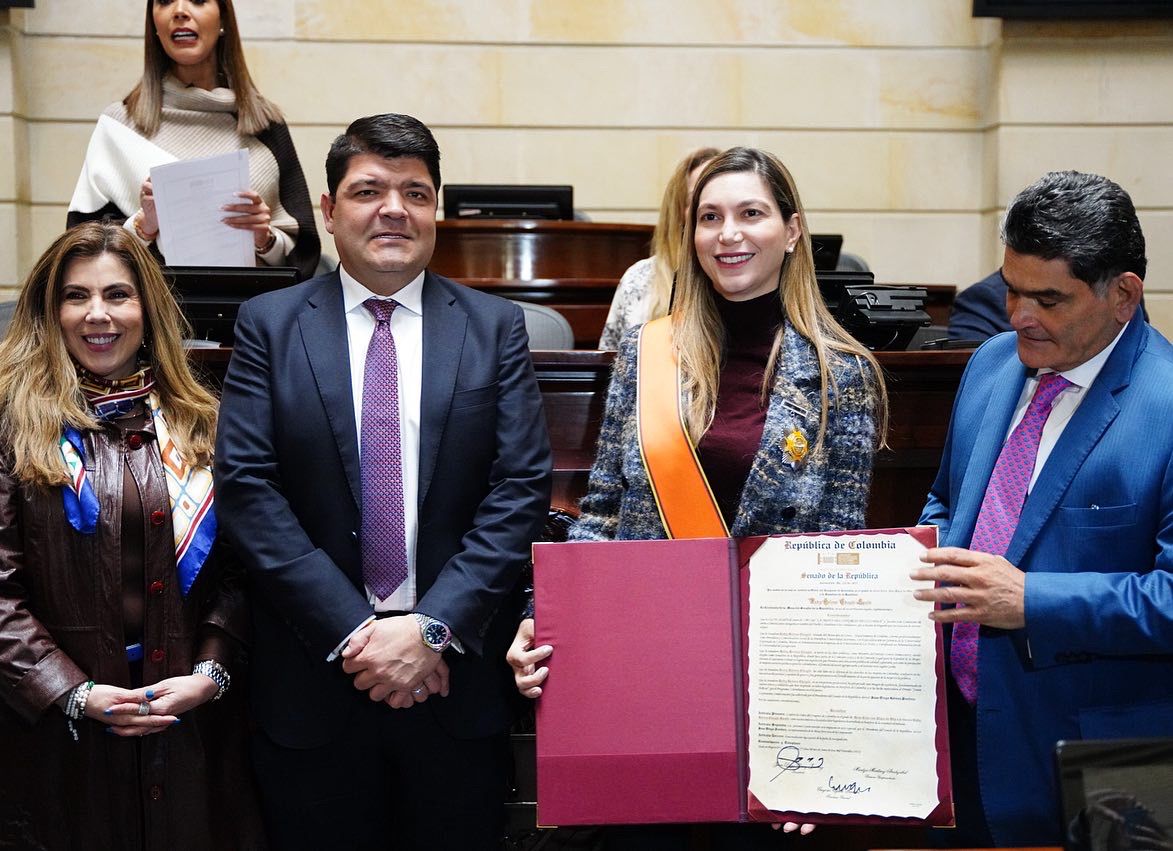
xmin=508 ymin=147 xmax=888 ymax=846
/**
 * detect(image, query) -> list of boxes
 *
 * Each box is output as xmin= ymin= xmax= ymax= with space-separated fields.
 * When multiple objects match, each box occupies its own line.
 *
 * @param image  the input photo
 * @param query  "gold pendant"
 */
xmin=784 ymin=428 xmax=808 ymax=463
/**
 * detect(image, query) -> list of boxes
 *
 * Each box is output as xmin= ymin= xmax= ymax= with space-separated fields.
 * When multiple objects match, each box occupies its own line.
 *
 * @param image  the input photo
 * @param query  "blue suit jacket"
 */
xmin=215 ymin=270 xmax=552 ymax=747
xmin=920 ymin=314 xmax=1173 ymax=844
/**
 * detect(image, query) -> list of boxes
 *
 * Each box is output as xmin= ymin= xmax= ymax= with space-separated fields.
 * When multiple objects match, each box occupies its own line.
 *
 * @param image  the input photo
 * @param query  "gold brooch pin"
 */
xmin=784 ymin=428 xmax=808 ymax=463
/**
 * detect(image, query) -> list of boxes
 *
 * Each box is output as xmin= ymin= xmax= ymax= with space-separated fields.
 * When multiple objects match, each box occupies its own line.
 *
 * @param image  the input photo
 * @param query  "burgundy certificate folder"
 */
xmin=532 ymin=529 xmax=953 ymax=827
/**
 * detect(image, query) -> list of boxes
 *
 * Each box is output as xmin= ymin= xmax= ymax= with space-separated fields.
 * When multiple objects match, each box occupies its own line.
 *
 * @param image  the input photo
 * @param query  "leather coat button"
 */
xmin=150 ymin=509 xmax=166 ymax=527
xmin=149 ymin=649 xmax=166 ymax=663
xmin=127 ymin=434 xmax=143 ymax=450
xmin=149 ymin=580 xmax=165 ymax=597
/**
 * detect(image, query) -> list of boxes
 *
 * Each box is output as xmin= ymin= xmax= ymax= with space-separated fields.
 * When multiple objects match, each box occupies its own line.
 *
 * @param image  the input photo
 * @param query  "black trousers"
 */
xmin=252 ymin=696 xmax=510 ymax=850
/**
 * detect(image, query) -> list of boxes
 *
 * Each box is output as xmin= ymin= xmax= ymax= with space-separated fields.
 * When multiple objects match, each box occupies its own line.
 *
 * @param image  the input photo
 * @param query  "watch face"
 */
xmin=423 ymin=621 xmax=449 ymax=648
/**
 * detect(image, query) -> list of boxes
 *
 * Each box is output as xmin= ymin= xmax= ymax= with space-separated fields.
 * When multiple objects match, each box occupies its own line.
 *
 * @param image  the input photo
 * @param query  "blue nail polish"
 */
xmin=172 ymin=718 xmax=181 ymax=725
xmin=103 ymin=708 xmax=112 ymax=715
xmin=145 ymin=689 xmax=155 ymax=699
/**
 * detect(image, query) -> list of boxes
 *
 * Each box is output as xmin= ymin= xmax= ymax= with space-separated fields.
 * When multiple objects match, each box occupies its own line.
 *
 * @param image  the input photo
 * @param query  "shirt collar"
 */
xmin=339 ymin=265 xmax=425 ymax=317
xmin=1037 ymin=319 xmax=1130 ymax=390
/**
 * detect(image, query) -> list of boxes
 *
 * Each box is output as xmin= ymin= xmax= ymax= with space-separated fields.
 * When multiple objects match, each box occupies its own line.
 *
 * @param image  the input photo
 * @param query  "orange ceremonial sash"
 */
xmin=636 ymin=318 xmax=729 ymax=539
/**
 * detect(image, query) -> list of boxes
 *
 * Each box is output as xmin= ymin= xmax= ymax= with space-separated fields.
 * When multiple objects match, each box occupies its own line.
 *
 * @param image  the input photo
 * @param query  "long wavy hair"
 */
xmin=125 ymin=0 xmax=282 ymax=137
xmin=0 ymin=222 xmax=218 ymax=486
xmin=673 ymin=147 xmax=888 ymax=452
xmin=646 ymin=147 xmax=721 ymax=321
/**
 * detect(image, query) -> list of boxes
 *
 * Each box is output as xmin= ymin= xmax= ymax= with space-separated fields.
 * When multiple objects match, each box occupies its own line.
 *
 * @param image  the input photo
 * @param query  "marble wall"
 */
xmin=1 ymin=1 xmax=1170 ymax=331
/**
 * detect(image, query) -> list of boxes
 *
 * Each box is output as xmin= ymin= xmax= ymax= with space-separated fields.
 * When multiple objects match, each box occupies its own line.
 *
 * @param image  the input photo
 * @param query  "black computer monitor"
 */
xmin=164 ymin=265 xmax=299 ymax=346
xmin=810 ymin=234 xmax=843 ymax=271
xmin=443 ymin=184 xmax=574 ymax=220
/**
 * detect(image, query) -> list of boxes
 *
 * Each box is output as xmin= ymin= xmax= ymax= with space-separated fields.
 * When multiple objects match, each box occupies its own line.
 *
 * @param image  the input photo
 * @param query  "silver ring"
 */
xmin=412 ymin=686 xmax=425 ymax=696
xmin=137 ymin=701 xmax=151 ymax=716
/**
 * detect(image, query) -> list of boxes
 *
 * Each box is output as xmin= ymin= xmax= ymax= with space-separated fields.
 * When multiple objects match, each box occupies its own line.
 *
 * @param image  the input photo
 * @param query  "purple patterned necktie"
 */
xmin=360 ymin=298 xmax=408 ymax=601
xmin=951 ymin=372 xmax=1072 ymax=703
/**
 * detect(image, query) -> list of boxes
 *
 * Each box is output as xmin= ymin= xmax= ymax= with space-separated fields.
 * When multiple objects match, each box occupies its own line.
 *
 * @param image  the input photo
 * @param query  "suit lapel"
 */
xmin=298 ymin=273 xmax=362 ymax=510
xmin=1007 ymin=319 xmax=1142 ymax=564
xmin=417 ymin=273 xmax=468 ymax=510
xmin=949 ymin=355 xmax=1028 ymax=548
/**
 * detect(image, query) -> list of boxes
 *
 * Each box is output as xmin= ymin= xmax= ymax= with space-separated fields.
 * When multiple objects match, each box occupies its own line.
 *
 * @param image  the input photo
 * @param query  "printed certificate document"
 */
xmin=533 ymin=528 xmax=952 ymax=827
xmin=745 ymin=531 xmax=944 ymax=820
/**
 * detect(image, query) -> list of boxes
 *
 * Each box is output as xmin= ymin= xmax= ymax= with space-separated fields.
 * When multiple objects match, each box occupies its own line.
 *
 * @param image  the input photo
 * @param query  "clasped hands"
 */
xmin=910 ymin=546 xmax=1027 ymax=629
xmin=84 ymin=673 xmax=220 ymax=737
xmin=341 ymin=616 xmax=449 ymax=709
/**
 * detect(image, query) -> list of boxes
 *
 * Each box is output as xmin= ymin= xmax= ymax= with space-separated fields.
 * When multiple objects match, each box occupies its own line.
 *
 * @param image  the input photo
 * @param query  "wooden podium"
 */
xmin=431 ymin=219 xmax=652 ymax=348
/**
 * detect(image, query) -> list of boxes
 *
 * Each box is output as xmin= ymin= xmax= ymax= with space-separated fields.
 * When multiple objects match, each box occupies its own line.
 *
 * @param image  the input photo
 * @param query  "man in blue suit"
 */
xmin=215 ymin=114 xmax=552 ymax=848
xmin=913 ymin=171 xmax=1173 ymax=846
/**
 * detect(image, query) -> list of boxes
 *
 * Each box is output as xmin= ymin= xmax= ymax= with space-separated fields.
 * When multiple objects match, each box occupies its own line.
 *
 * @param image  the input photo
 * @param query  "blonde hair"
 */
xmin=673 ymin=147 xmax=888 ymax=452
xmin=125 ymin=0 xmax=282 ymax=137
xmin=0 ymin=222 xmax=219 ymax=486
xmin=646 ymin=147 xmax=721 ymax=321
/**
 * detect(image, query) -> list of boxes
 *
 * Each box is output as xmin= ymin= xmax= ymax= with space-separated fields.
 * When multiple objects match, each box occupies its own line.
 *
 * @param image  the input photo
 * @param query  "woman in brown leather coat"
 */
xmin=0 ymin=222 xmax=264 ymax=850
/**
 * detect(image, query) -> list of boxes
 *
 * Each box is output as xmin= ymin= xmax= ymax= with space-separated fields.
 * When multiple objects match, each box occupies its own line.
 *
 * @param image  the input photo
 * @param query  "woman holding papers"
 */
xmin=598 ymin=146 xmax=720 ymax=350
xmin=0 ymin=223 xmax=263 ymax=850
xmin=68 ymin=0 xmax=320 ymax=281
xmin=509 ymin=147 xmax=888 ymax=843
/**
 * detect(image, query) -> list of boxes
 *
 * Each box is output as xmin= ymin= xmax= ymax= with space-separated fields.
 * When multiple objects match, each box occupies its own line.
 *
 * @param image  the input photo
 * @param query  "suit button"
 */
xmin=149 ymin=580 xmax=165 ymax=597
xmin=149 ymin=785 xmax=162 ymax=801
xmin=150 ymin=509 xmax=166 ymax=527
xmin=127 ymin=434 xmax=143 ymax=450
xmin=149 ymin=649 xmax=166 ymax=663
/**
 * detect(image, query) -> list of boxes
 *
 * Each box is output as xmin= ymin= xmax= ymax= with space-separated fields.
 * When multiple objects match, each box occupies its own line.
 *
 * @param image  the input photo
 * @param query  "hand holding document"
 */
xmin=151 ymin=150 xmax=253 ymax=266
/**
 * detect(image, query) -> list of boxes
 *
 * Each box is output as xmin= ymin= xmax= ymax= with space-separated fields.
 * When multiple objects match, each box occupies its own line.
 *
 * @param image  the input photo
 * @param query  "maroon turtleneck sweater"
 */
xmin=696 ymin=290 xmax=783 ymax=527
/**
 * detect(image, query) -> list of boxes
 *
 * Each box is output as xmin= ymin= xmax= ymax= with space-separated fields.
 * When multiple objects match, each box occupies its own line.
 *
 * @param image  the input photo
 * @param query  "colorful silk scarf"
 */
xmin=59 ymin=367 xmax=216 ymax=596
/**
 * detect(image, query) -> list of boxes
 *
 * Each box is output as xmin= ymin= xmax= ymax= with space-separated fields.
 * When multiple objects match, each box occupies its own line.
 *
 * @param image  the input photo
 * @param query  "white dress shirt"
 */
xmin=1005 ymin=322 xmax=1129 ymax=492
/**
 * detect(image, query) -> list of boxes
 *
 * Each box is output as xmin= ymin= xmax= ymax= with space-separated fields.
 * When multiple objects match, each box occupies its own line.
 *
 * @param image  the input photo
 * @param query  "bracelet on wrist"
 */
xmin=133 ymin=210 xmax=158 ymax=242
xmin=63 ymin=680 xmax=95 ymax=742
xmin=254 ymin=228 xmax=277 ymax=256
xmin=192 ymin=659 xmax=230 ymax=701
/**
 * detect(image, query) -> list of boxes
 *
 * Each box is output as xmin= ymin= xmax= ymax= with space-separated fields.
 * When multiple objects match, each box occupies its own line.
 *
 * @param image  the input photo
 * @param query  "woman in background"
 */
xmin=0 ymin=222 xmax=263 ymax=850
xmin=509 ymin=147 xmax=888 ymax=847
xmin=597 ymin=146 xmax=720 ymax=350
xmin=68 ymin=0 xmax=320 ymax=280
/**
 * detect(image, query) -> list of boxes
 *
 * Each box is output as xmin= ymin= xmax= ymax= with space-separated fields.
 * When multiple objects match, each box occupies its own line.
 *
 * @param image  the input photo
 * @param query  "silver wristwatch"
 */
xmin=413 ymin=613 xmax=453 ymax=653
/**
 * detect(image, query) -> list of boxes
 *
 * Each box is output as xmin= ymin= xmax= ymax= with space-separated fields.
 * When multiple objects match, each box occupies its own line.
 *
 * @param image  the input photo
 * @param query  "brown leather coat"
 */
xmin=0 ymin=416 xmax=265 ymax=850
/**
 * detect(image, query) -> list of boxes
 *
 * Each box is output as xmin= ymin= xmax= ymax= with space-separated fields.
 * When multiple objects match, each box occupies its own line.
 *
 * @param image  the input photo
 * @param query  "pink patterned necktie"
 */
xmin=951 ymin=372 xmax=1071 ymax=704
xmin=360 ymin=298 xmax=408 ymax=601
